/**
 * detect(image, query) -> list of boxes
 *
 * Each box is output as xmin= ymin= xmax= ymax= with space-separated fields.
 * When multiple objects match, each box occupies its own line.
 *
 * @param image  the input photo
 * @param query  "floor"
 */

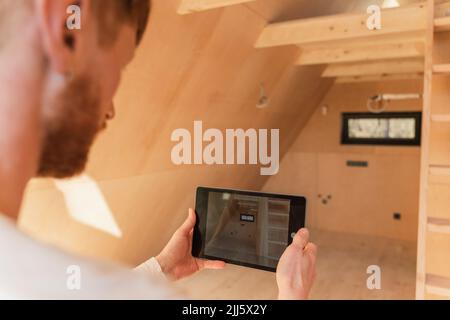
xmin=175 ymin=229 xmax=417 ymax=300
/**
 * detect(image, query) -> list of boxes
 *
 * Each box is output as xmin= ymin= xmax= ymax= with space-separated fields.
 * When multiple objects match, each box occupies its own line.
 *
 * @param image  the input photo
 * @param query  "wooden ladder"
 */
xmin=416 ymin=0 xmax=450 ymax=300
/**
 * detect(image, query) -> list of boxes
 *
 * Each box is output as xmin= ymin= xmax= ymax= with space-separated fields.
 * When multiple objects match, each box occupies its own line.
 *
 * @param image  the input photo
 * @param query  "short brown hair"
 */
xmin=91 ymin=0 xmax=151 ymax=47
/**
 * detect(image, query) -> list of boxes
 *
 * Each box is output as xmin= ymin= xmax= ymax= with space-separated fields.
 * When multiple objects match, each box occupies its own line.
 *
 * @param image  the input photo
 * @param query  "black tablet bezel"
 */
xmin=192 ymin=187 xmax=307 ymax=272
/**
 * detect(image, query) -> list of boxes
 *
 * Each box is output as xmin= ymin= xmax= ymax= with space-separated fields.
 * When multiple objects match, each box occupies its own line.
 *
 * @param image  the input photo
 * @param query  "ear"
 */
xmin=35 ymin=0 xmax=92 ymax=74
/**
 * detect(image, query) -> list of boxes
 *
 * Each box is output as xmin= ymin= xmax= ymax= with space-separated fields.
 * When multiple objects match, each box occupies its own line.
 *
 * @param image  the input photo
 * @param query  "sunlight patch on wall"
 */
xmin=54 ymin=175 xmax=122 ymax=238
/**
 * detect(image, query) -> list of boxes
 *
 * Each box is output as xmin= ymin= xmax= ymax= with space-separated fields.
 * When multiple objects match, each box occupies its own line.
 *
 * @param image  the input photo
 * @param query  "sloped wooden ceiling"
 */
xmin=20 ymin=0 xmax=420 ymax=265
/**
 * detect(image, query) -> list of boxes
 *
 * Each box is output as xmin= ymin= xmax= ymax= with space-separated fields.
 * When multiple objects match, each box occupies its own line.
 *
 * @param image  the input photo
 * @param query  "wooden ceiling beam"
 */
xmin=322 ymin=58 xmax=425 ymax=78
xmin=335 ymin=73 xmax=424 ymax=84
xmin=177 ymin=0 xmax=255 ymax=15
xmin=435 ymin=16 xmax=450 ymax=32
xmin=255 ymin=2 xmax=427 ymax=48
xmin=297 ymin=41 xmax=425 ymax=65
xmin=297 ymin=31 xmax=425 ymax=50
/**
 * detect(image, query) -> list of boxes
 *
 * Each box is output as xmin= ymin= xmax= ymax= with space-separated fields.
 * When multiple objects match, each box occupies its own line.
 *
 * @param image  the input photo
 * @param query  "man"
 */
xmin=0 ymin=0 xmax=317 ymax=299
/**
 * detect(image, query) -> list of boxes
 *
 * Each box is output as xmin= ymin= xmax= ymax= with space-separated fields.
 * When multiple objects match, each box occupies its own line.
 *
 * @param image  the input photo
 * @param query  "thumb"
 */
xmin=178 ymin=208 xmax=196 ymax=235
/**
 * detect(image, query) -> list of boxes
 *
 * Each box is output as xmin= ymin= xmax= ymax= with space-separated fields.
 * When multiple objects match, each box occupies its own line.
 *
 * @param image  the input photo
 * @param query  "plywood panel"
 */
xmin=425 ymin=291 xmax=450 ymax=299
xmin=431 ymin=75 xmax=450 ymax=114
xmin=426 ymin=274 xmax=450 ymax=298
xmin=429 ymin=166 xmax=450 ymax=183
xmin=433 ymin=31 xmax=450 ymax=63
xmin=428 ymin=184 xmax=450 ymax=220
xmin=85 ymin=1 xmax=332 ymax=180
xmin=262 ymin=152 xmax=318 ymax=227
xmin=426 ymin=232 xmax=450 ymax=278
xmin=429 ymin=122 xmax=450 ymax=166
xmin=315 ymin=153 xmax=420 ymax=241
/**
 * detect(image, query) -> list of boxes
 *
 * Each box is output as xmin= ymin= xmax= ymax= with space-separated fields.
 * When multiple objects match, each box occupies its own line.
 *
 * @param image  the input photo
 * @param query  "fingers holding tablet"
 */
xmin=292 ymin=228 xmax=309 ymax=249
xmin=276 ymin=227 xmax=317 ymax=300
xmin=177 ymin=208 xmax=196 ymax=236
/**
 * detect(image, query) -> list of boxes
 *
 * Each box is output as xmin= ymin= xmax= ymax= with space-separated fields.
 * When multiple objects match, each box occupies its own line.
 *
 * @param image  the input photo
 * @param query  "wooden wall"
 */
xmin=263 ymin=80 xmax=423 ymax=241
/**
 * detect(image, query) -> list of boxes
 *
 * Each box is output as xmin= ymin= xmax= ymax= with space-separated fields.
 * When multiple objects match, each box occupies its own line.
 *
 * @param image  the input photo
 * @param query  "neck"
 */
xmin=0 ymin=31 xmax=44 ymax=221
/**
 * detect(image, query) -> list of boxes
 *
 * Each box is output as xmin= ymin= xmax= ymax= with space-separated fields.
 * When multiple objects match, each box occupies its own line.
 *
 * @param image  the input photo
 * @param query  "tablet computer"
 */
xmin=192 ymin=187 xmax=306 ymax=272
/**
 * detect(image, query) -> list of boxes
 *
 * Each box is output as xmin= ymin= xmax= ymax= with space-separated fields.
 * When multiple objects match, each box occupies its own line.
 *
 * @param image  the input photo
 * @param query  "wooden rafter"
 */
xmin=177 ymin=0 xmax=255 ymax=15
xmin=433 ymin=63 xmax=450 ymax=73
xmin=322 ymin=58 xmax=425 ymax=78
xmin=435 ymin=16 xmax=450 ymax=31
xmin=255 ymin=2 xmax=427 ymax=48
xmin=335 ymin=73 xmax=424 ymax=84
xmin=297 ymin=41 xmax=425 ymax=65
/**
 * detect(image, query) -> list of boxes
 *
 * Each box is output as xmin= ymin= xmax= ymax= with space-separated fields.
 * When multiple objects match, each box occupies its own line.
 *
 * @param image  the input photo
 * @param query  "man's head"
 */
xmin=1 ymin=0 xmax=150 ymax=178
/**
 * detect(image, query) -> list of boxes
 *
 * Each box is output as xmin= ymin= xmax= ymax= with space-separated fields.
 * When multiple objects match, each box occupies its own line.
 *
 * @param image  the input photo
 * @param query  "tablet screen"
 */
xmin=193 ymin=187 xmax=306 ymax=272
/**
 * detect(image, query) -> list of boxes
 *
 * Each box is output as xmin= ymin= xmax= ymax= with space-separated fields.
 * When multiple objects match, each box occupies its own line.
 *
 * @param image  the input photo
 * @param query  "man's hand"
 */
xmin=276 ymin=228 xmax=317 ymax=300
xmin=156 ymin=208 xmax=226 ymax=281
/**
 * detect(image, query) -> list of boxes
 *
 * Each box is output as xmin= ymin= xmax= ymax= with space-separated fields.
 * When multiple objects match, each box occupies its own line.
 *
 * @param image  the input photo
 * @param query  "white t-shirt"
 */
xmin=0 ymin=215 xmax=179 ymax=299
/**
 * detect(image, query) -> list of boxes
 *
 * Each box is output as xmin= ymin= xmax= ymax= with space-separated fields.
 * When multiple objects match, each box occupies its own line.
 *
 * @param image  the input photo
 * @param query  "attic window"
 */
xmin=341 ymin=112 xmax=422 ymax=146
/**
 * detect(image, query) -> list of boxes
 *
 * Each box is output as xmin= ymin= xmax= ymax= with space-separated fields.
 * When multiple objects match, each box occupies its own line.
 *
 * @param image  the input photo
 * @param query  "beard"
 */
xmin=37 ymin=75 xmax=102 ymax=179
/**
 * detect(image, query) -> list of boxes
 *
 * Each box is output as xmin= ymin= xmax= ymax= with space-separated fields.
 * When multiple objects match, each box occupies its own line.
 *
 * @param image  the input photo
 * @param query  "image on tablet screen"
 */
xmin=204 ymin=191 xmax=291 ymax=269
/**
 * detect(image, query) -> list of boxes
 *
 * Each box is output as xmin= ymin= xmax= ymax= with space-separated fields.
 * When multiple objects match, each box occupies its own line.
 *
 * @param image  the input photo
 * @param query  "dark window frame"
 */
xmin=341 ymin=112 xmax=422 ymax=146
